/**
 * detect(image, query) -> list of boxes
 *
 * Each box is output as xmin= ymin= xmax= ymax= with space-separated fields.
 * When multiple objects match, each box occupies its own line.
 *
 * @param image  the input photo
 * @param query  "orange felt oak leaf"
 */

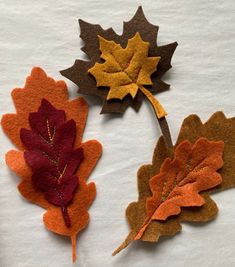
xmin=88 ymin=33 xmax=166 ymax=119
xmin=113 ymin=136 xmax=224 ymax=255
xmin=134 ymin=138 xmax=224 ymax=240
xmin=1 ymin=67 xmax=102 ymax=262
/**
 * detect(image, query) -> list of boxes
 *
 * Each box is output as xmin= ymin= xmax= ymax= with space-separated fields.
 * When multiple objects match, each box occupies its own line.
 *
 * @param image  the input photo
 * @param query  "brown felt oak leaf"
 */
xmin=113 ymin=112 xmax=235 ymax=255
xmin=61 ymin=6 xmax=177 ymax=115
xmin=1 ymin=67 xmax=102 ymax=262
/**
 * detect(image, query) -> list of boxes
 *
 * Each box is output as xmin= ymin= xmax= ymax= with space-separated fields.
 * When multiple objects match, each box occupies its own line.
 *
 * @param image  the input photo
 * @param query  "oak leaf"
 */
xmin=21 ymin=99 xmax=84 ymax=228
xmin=113 ymin=112 xmax=235 ymax=255
xmin=61 ymin=6 xmax=177 ymax=114
xmin=1 ymin=67 xmax=102 ymax=262
xmin=134 ymin=138 xmax=223 ymax=240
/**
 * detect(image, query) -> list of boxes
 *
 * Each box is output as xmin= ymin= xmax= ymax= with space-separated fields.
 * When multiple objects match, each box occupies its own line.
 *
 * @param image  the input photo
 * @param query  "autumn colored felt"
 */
xmin=1 ymin=6 xmax=234 ymax=264
xmin=88 ymin=33 xmax=166 ymax=119
xmin=21 ymin=99 xmax=84 ymax=228
xmin=1 ymin=67 xmax=102 ymax=262
xmin=61 ymin=6 xmax=177 ymax=115
xmin=61 ymin=6 xmax=177 ymax=148
xmin=134 ymin=138 xmax=224 ymax=240
xmin=113 ymin=112 xmax=235 ymax=255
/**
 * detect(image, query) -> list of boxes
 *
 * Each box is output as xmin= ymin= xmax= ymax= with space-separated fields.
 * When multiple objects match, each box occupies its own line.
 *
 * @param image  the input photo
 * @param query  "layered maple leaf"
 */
xmin=1 ymin=67 xmax=102 ymax=262
xmin=61 ymin=6 xmax=177 ymax=114
xmin=113 ymin=112 xmax=235 ymax=255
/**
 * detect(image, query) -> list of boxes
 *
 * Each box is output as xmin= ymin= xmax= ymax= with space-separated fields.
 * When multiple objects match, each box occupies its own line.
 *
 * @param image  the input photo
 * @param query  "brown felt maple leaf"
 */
xmin=113 ymin=112 xmax=235 ymax=255
xmin=60 ymin=6 xmax=177 ymax=115
xmin=1 ymin=67 xmax=102 ymax=262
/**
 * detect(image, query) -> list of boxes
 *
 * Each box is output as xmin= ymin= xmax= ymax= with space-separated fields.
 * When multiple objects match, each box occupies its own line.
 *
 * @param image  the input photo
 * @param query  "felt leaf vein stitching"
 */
xmin=134 ymin=138 xmax=224 ymax=240
xmin=88 ymin=33 xmax=167 ymax=119
xmin=20 ymin=99 xmax=84 ymax=228
xmin=60 ymin=6 xmax=178 ymax=116
xmin=1 ymin=67 xmax=102 ymax=262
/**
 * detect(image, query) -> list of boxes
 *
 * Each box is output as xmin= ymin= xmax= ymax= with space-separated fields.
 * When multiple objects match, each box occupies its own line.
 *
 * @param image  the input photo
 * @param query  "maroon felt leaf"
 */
xmin=20 ymin=99 xmax=84 ymax=227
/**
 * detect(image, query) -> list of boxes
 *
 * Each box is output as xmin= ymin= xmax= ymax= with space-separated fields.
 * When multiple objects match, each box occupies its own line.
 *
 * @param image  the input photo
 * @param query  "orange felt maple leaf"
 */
xmin=1 ymin=67 xmax=102 ymax=262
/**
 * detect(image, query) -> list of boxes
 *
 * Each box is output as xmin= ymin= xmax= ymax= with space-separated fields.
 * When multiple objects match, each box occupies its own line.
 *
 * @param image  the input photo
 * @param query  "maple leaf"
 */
xmin=20 ymin=99 xmax=84 ymax=228
xmin=113 ymin=112 xmax=235 ymax=256
xmin=60 ymin=6 xmax=177 ymax=115
xmin=88 ymin=33 xmax=166 ymax=119
xmin=88 ymin=33 xmax=160 ymax=100
xmin=1 ymin=67 xmax=102 ymax=262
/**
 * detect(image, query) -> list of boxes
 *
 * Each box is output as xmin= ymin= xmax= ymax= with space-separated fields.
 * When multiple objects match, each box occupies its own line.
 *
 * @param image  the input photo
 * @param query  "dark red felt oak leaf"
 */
xmin=60 ymin=6 xmax=177 ymax=114
xmin=20 ymin=99 xmax=84 ymax=227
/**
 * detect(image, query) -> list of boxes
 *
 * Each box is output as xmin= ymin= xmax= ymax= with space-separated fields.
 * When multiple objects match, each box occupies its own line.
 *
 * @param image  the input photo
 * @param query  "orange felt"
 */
xmin=1 ymin=67 xmax=102 ymax=262
xmin=1 ymin=67 xmax=88 ymax=150
xmin=135 ymin=138 xmax=224 ymax=240
xmin=6 ymin=150 xmax=49 ymax=209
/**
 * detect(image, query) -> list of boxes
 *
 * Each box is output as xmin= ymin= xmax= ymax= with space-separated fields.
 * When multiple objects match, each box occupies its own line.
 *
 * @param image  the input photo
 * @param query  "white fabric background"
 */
xmin=0 ymin=0 xmax=235 ymax=266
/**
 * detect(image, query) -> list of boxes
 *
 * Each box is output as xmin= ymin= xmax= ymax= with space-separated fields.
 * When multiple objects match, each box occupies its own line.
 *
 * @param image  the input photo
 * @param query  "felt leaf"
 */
xmin=20 ymin=99 xmax=84 ymax=228
xmin=61 ymin=6 xmax=177 ymax=114
xmin=113 ymin=112 xmax=235 ymax=255
xmin=1 ymin=67 xmax=102 ymax=262
xmin=88 ymin=33 xmax=166 ymax=119
xmin=134 ymin=138 xmax=223 ymax=240
xmin=88 ymin=33 xmax=159 ymax=100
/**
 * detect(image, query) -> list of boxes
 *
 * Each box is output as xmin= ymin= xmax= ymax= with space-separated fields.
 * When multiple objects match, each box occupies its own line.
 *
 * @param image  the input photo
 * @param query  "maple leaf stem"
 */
xmin=139 ymin=85 xmax=167 ymax=119
xmin=157 ymin=117 xmax=173 ymax=149
xmin=139 ymin=85 xmax=173 ymax=148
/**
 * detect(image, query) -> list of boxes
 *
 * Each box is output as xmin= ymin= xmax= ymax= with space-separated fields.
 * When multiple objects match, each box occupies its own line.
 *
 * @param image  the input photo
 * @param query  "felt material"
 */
xmin=1 ymin=67 xmax=88 ymax=151
xmin=1 ymin=67 xmax=102 ymax=262
xmin=113 ymin=112 xmax=235 ymax=256
xmin=60 ymin=6 xmax=177 ymax=114
xmin=134 ymin=138 xmax=224 ymax=240
xmin=88 ymin=33 xmax=167 ymax=119
xmin=158 ymin=117 xmax=173 ymax=148
xmin=21 ymin=99 xmax=85 ymax=228
xmin=89 ymin=34 xmax=159 ymax=98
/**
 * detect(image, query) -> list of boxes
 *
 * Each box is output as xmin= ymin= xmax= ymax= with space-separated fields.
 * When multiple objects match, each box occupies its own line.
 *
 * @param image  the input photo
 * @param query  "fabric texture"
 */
xmin=1 ymin=67 xmax=102 ymax=262
xmin=21 ymin=99 xmax=84 ymax=228
xmin=113 ymin=112 xmax=235 ymax=255
xmin=135 ymin=138 xmax=224 ymax=240
xmin=1 ymin=1 xmax=235 ymax=266
xmin=88 ymin=33 xmax=167 ymax=119
xmin=61 ymin=6 xmax=177 ymax=114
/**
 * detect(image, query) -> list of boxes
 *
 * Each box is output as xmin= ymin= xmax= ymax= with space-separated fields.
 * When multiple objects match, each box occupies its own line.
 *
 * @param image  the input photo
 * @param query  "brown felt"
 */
xmin=158 ymin=116 xmax=173 ymax=148
xmin=134 ymin=138 xmax=223 ymax=240
xmin=60 ymin=6 xmax=177 ymax=114
xmin=113 ymin=111 xmax=235 ymax=255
